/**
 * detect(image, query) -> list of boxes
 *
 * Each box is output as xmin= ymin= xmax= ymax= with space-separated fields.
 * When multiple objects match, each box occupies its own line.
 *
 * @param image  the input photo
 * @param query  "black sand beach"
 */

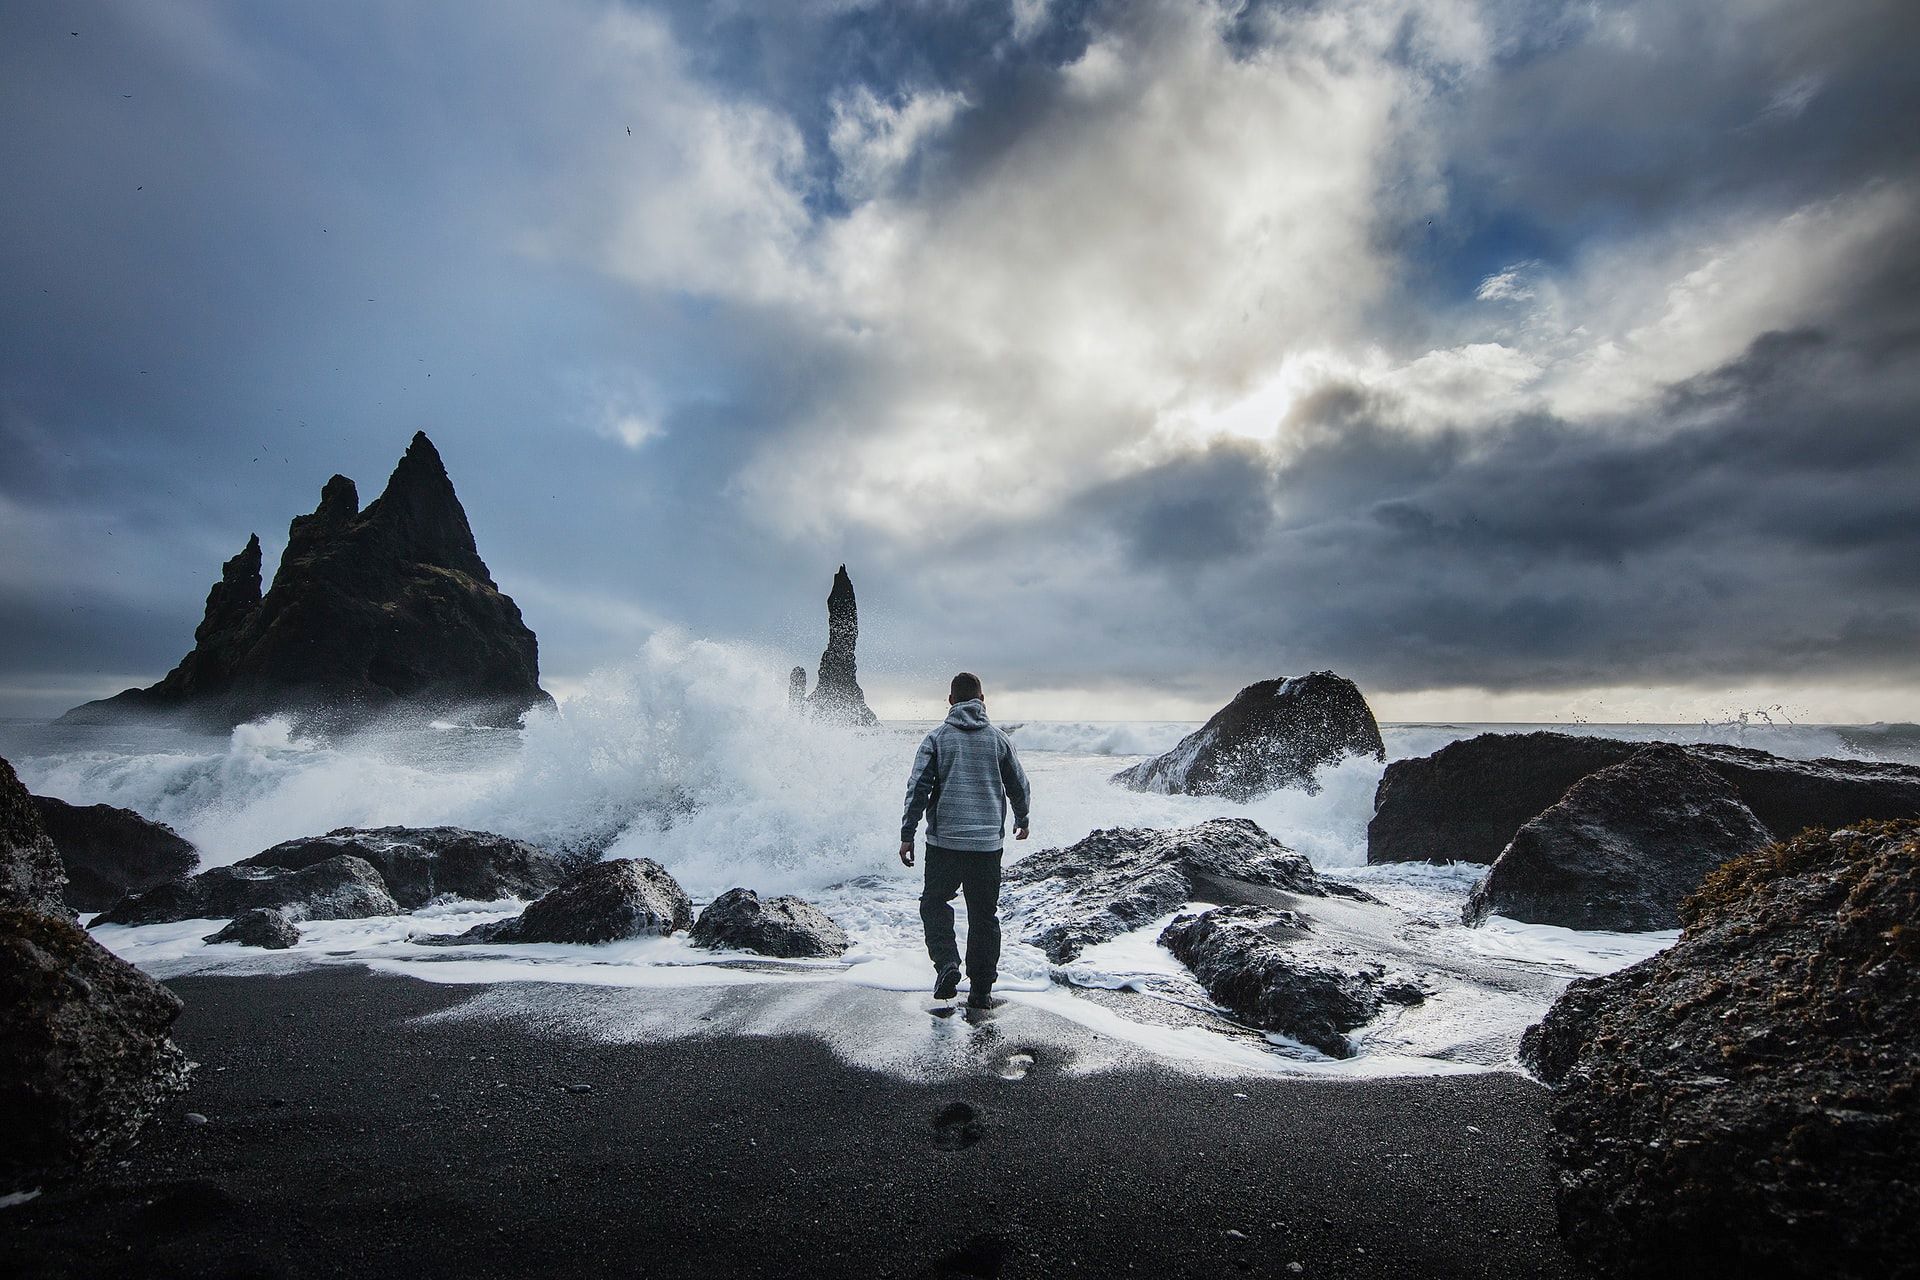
xmin=4 ymin=969 xmax=1579 ymax=1279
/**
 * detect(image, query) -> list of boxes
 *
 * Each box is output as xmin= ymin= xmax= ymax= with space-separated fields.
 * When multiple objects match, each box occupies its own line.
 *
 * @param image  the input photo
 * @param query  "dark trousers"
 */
xmin=919 ymin=844 xmax=1002 ymax=987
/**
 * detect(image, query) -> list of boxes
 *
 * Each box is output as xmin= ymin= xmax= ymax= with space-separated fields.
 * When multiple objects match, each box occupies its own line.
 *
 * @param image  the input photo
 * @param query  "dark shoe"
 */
xmin=933 ymin=965 xmax=962 ymax=1001
xmin=965 ymin=986 xmax=994 ymax=1009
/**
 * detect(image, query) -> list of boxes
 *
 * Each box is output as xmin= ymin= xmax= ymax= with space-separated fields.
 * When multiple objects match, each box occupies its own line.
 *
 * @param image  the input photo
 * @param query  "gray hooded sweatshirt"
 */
xmin=901 ymin=699 xmax=1031 ymax=853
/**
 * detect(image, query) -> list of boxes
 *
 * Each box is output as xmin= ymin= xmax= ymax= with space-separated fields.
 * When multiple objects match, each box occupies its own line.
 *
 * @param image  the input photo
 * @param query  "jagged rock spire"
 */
xmin=193 ymin=534 xmax=262 ymax=645
xmin=60 ymin=432 xmax=548 ymax=730
xmin=804 ymin=565 xmax=877 ymax=726
xmin=359 ymin=431 xmax=488 ymax=582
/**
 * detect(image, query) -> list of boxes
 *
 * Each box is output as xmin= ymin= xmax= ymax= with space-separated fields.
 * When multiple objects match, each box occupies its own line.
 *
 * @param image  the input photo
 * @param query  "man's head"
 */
xmin=948 ymin=672 xmax=984 ymax=706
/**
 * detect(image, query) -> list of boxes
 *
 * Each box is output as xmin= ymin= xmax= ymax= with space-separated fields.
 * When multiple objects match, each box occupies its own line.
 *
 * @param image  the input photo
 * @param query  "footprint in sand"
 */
xmin=932 ymin=1100 xmax=984 ymax=1150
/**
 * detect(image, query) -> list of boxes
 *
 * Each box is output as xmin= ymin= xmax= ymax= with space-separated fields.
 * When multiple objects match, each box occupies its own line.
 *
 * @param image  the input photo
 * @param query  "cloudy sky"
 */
xmin=4 ymin=0 xmax=1917 ymax=723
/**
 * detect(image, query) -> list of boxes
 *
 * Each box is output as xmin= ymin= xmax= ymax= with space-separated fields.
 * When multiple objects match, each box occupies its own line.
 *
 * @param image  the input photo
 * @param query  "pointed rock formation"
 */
xmin=62 ymin=432 xmax=552 ymax=729
xmin=788 ymin=666 xmax=807 ymax=712
xmin=1113 ymin=672 xmax=1385 ymax=800
xmin=803 ymin=565 xmax=877 ymax=726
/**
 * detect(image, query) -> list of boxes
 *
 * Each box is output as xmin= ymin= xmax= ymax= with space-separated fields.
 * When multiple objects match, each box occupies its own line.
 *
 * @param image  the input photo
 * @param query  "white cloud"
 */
xmin=1760 ymin=73 xmax=1823 ymax=121
xmin=1520 ymin=181 xmax=1916 ymax=419
xmin=828 ymin=84 xmax=970 ymax=202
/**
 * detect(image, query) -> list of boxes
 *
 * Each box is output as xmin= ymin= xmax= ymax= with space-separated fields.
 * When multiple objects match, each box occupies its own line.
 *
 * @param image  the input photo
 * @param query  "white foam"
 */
xmin=27 ymin=640 xmax=1817 ymax=1079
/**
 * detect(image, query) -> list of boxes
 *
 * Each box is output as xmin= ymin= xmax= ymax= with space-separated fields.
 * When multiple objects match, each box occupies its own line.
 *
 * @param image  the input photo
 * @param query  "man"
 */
xmin=899 ymin=672 xmax=1031 ymax=1009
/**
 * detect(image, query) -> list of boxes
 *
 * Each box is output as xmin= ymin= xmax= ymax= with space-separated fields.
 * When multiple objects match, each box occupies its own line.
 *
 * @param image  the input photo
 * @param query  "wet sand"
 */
xmin=3 ymin=968 xmax=1578 ymax=1279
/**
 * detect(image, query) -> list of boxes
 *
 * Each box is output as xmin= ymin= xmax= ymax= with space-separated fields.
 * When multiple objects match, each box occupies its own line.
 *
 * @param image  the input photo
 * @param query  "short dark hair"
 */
xmin=949 ymin=672 xmax=983 ymax=702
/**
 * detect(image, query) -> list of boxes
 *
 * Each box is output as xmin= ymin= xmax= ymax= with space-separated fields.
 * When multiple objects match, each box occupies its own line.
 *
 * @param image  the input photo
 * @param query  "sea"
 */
xmin=6 ymin=634 xmax=1916 ymax=1080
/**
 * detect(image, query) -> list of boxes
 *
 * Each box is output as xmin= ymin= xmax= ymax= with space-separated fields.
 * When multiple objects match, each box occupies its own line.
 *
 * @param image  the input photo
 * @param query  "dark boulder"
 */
xmin=202 ymin=907 xmax=298 ymax=950
xmin=438 ymin=858 xmax=693 ymax=945
xmin=1002 ymin=818 xmax=1360 ymax=963
xmin=238 ymin=826 xmax=566 ymax=910
xmin=1 ymin=906 xmax=192 ymax=1190
xmin=95 ymin=855 xmax=400 ymax=926
xmin=803 ymin=565 xmax=877 ymax=726
xmin=1368 ymin=732 xmax=1642 ymax=865
xmin=1159 ymin=905 xmax=1424 ymax=1058
xmin=30 ymin=796 xmax=198 ymax=913
xmin=691 ymin=888 xmax=849 ymax=958
xmin=1367 ymin=731 xmax=1920 ymax=865
xmin=1464 ymin=745 xmax=1773 ymax=932
xmin=60 ymin=432 xmax=552 ymax=731
xmin=1 ymin=756 xmax=68 ymax=919
xmin=1686 ymin=742 xmax=1920 ymax=842
xmin=1518 ymin=821 xmax=1920 ymax=1278
xmin=1112 ymin=672 xmax=1384 ymax=800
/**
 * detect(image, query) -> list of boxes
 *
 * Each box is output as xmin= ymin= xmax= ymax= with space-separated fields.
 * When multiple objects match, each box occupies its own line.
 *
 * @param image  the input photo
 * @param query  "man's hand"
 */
xmin=898 ymin=840 xmax=915 ymax=867
xmin=1014 ymin=826 xmax=1030 ymax=841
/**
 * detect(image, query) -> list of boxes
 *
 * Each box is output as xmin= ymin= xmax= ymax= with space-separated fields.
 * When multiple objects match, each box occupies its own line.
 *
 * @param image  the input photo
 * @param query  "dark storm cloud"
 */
xmin=1081 ymin=441 xmax=1276 ymax=567
xmin=1047 ymin=281 xmax=1920 ymax=694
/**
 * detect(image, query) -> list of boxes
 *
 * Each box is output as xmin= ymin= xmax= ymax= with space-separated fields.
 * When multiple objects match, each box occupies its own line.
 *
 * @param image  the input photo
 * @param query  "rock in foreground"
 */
xmin=1113 ymin=672 xmax=1384 ymax=800
xmin=1519 ymin=821 xmax=1920 ymax=1279
xmin=1367 ymin=731 xmax=1920 ymax=865
xmin=202 ymin=908 xmax=299 ymax=950
xmin=61 ymin=432 xmax=551 ymax=730
xmin=1003 ymin=818 xmax=1355 ymax=963
xmin=1 ymin=907 xmax=193 ymax=1191
xmin=95 ymin=855 xmax=400 ymax=926
xmin=1159 ymin=905 xmax=1424 ymax=1058
xmin=1464 ymin=745 xmax=1774 ymax=931
xmin=440 ymin=858 xmax=693 ymax=945
xmin=691 ymin=888 xmax=849 ymax=958
xmin=239 ymin=826 xmax=566 ymax=910
xmin=30 ymin=796 xmax=198 ymax=913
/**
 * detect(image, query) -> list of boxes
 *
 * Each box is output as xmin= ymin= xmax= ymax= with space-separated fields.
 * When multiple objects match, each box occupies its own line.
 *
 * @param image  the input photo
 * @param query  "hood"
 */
xmin=944 ymin=699 xmax=991 ymax=730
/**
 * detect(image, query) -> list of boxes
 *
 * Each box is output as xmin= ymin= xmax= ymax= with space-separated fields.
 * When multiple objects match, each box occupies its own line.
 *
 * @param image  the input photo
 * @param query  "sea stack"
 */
xmin=804 ymin=565 xmax=877 ymax=726
xmin=61 ymin=433 xmax=552 ymax=731
xmin=788 ymin=666 xmax=808 ymax=712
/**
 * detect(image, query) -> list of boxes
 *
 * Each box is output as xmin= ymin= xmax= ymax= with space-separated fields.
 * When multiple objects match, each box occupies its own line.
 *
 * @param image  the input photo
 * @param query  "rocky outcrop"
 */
xmin=788 ymin=666 xmax=807 ymax=712
xmin=202 ymin=907 xmax=298 ymax=949
xmin=1367 ymin=731 xmax=1920 ymax=865
xmin=1519 ymin=821 xmax=1920 ymax=1278
xmin=30 ymin=796 xmax=198 ymax=913
xmin=1464 ymin=745 xmax=1774 ymax=931
xmin=0 ymin=760 xmax=190 ymax=1190
xmin=803 ymin=566 xmax=877 ymax=726
xmin=690 ymin=888 xmax=849 ymax=958
xmin=437 ymin=858 xmax=693 ymax=945
xmin=1 ymin=757 xmax=68 ymax=918
xmin=1113 ymin=672 xmax=1384 ymax=800
xmin=61 ymin=432 xmax=552 ymax=730
xmin=1159 ymin=905 xmax=1424 ymax=1058
xmin=94 ymin=855 xmax=400 ymax=926
xmin=238 ymin=826 xmax=566 ymax=910
xmin=1002 ymin=818 xmax=1360 ymax=963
